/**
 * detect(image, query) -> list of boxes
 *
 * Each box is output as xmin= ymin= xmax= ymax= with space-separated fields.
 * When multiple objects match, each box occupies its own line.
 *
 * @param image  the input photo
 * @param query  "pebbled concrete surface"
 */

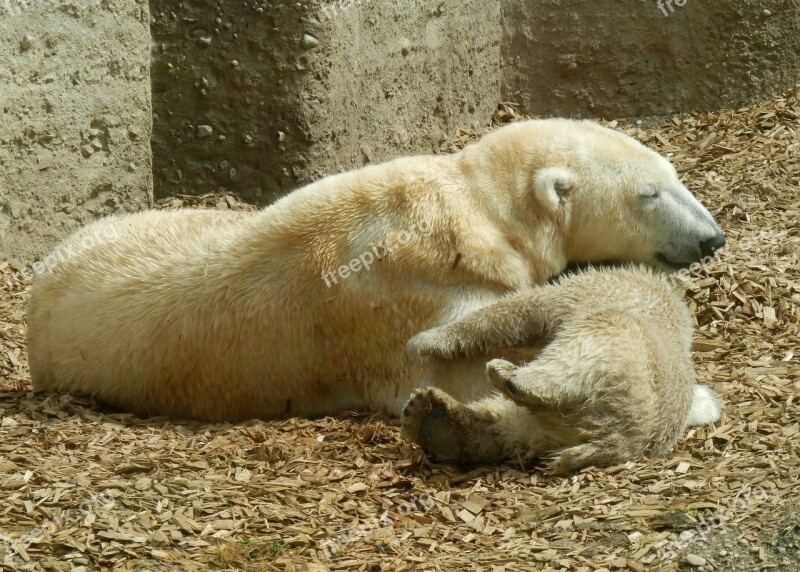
xmin=149 ymin=0 xmax=501 ymax=205
xmin=502 ymin=0 xmax=800 ymax=118
xmin=675 ymin=502 xmax=800 ymax=572
xmin=0 ymin=0 xmax=153 ymax=265
xmin=149 ymin=0 xmax=800 ymax=207
xmin=4 ymin=0 xmax=800 ymax=260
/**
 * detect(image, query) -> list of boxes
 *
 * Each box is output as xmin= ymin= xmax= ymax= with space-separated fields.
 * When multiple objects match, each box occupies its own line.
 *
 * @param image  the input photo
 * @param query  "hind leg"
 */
xmin=404 ymin=337 xmax=605 ymax=467
xmin=402 ymin=385 xmax=583 ymax=466
xmin=481 ymin=321 xmax=604 ymax=411
xmin=404 ymin=326 xmax=649 ymax=471
xmin=485 ymin=331 xmax=651 ymax=473
xmin=485 ymin=358 xmax=584 ymax=411
xmin=401 ymin=387 xmax=509 ymax=464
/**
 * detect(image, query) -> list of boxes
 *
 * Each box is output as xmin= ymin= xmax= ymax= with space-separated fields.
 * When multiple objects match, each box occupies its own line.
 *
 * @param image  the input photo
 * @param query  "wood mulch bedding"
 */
xmin=1 ymin=88 xmax=798 ymax=572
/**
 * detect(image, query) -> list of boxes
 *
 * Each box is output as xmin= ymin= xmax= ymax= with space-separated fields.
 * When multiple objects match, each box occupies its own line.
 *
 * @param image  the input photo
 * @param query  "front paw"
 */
xmin=486 ymin=359 xmax=517 ymax=393
xmin=406 ymin=328 xmax=465 ymax=359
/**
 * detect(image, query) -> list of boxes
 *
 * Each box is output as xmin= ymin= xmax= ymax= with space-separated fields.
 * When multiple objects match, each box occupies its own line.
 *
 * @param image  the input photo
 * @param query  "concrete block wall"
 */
xmin=501 ymin=0 xmax=800 ymax=118
xmin=150 ymin=0 xmax=800 ymax=204
xmin=149 ymin=0 xmax=501 ymax=205
xmin=0 ymin=0 xmax=153 ymax=265
xmin=2 ymin=0 xmax=799 ymax=261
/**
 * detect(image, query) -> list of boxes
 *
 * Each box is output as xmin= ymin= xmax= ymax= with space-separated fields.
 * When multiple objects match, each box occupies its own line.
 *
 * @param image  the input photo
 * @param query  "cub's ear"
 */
xmin=533 ymin=167 xmax=575 ymax=211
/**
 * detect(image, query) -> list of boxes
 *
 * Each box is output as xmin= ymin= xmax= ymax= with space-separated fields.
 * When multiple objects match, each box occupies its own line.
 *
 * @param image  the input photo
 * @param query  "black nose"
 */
xmin=699 ymin=232 xmax=726 ymax=258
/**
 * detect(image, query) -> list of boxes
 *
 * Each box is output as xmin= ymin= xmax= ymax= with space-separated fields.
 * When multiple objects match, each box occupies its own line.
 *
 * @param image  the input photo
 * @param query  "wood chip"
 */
xmin=2 ymin=88 xmax=799 ymax=570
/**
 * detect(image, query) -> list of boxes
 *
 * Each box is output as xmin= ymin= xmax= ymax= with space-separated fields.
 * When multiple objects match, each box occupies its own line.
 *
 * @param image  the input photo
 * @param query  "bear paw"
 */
xmin=545 ymin=443 xmax=618 ymax=475
xmin=486 ymin=359 xmax=556 ymax=410
xmin=406 ymin=328 xmax=466 ymax=360
xmin=486 ymin=359 xmax=518 ymax=395
xmin=401 ymin=387 xmax=473 ymax=463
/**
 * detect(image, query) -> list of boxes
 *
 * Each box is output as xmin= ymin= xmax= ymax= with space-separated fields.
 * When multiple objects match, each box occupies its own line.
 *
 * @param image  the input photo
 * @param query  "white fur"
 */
xmin=28 ymin=119 xmax=724 ymax=421
xmin=402 ymin=266 xmax=723 ymax=472
xmin=685 ymin=384 xmax=723 ymax=426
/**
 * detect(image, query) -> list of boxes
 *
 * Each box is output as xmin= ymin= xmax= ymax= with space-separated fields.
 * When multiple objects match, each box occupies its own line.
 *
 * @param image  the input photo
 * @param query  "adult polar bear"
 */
xmin=27 ymin=119 xmax=725 ymax=422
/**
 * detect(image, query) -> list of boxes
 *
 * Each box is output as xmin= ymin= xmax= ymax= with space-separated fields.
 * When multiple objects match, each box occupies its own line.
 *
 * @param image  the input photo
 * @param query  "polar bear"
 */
xmin=27 ymin=119 xmax=725 ymax=421
xmin=401 ymin=265 xmax=723 ymax=473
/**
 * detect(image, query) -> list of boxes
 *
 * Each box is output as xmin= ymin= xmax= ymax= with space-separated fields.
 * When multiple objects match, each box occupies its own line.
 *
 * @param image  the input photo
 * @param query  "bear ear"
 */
xmin=533 ymin=167 xmax=575 ymax=211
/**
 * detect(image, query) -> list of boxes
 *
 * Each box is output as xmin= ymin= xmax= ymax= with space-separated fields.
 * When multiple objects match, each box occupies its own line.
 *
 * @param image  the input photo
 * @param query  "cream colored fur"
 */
xmin=401 ymin=265 xmax=722 ymax=473
xmin=27 ymin=119 xmax=724 ymax=421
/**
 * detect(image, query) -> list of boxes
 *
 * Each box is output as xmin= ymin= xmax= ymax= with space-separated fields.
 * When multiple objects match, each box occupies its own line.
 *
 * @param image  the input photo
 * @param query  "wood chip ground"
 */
xmin=1 ymin=88 xmax=798 ymax=571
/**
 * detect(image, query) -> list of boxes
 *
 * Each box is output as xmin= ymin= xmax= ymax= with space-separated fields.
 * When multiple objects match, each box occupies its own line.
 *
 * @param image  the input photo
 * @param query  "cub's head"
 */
xmin=477 ymin=119 xmax=726 ymax=271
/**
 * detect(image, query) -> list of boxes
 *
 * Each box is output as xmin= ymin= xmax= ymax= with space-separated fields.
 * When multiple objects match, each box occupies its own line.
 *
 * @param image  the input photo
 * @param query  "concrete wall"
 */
xmin=0 ymin=0 xmax=153 ymax=266
xmin=502 ymin=0 xmax=800 ymax=117
xmin=3 ymin=0 xmax=799 ymax=261
xmin=150 ymin=0 xmax=800 ymax=204
xmin=150 ymin=0 xmax=501 ymax=205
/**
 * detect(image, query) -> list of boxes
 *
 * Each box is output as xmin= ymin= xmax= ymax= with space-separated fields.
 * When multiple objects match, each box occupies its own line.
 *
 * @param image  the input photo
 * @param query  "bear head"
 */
xmin=467 ymin=119 xmax=726 ymax=272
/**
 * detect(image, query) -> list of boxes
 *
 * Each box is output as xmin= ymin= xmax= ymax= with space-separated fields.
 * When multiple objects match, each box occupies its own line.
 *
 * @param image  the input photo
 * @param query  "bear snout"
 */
xmin=699 ymin=231 xmax=726 ymax=258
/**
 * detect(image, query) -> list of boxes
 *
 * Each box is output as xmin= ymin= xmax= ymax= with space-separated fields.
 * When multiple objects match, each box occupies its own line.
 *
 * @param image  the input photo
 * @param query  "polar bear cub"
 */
xmin=402 ymin=265 xmax=722 ymax=473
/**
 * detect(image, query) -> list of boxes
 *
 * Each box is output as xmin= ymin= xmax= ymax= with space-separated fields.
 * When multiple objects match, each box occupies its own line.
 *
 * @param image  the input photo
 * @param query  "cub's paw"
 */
xmin=401 ymin=387 xmax=460 ymax=440
xmin=401 ymin=387 xmax=471 ymax=463
xmin=406 ymin=327 xmax=466 ymax=360
xmin=486 ymin=359 xmax=518 ymax=395
xmin=486 ymin=359 xmax=552 ymax=410
xmin=544 ymin=443 xmax=617 ymax=475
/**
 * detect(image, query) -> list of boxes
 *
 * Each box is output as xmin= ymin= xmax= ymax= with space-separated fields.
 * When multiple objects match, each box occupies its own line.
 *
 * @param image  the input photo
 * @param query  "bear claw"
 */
xmin=486 ymin=359 xmax=516 ymax=392
xmin=544 ymin=443 xmax=614 ymax=475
